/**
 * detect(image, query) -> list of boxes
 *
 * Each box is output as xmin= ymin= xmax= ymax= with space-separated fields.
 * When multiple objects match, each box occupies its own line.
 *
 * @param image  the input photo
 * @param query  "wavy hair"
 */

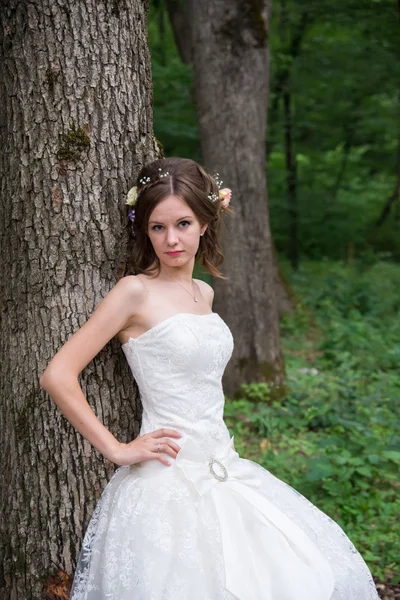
xmin=127 ymin=157 xmax=233 ymax=279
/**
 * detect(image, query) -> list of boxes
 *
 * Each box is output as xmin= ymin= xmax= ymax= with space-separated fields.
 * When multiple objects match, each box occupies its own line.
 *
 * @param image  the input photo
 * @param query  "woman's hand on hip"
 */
xmin=112 ymin=428 xmax=182 ymax=466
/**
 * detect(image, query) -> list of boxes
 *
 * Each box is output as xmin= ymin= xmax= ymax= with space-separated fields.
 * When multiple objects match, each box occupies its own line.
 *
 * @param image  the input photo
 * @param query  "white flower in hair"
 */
xmin=126 ymin=186 xmax=138 ymax=206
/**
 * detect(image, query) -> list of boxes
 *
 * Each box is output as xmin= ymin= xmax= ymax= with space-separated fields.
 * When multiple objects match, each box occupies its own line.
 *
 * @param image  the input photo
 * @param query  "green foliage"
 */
xmin=225 ymin=260 xmax=400 ymax=582
xmin=268 ymin=0 xmax=400 ymax=261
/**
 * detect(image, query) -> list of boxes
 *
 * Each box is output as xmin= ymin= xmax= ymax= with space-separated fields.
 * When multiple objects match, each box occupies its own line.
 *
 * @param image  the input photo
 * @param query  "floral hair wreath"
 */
xmin=125 ymin=168 xmax=232 ymax=223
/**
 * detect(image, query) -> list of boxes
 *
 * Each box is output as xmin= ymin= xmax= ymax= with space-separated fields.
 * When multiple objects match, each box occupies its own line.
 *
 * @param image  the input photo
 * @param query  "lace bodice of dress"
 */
xmin=121 ymin=312 xmax=234 ymax=458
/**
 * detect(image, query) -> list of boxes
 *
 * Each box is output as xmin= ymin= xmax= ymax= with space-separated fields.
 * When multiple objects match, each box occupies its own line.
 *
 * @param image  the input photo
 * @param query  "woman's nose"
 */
xmin=167 ymin=228 xmax=179 ymax=245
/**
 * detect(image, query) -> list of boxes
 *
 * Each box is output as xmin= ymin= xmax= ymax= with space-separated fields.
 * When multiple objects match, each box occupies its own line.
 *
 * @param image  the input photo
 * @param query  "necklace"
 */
xmin=163 ymin=271 xmax=198 ymax=302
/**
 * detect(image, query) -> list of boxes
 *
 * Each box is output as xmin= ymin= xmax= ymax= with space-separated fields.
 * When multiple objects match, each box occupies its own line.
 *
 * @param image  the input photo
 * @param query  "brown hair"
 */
xmin=127 ymin=157 xmax=233 ymax=279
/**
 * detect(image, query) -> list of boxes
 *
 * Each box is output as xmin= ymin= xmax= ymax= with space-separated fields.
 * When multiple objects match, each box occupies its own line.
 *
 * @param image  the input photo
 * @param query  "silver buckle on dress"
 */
xmin=209 ymin=458 xmax=228 ymax=481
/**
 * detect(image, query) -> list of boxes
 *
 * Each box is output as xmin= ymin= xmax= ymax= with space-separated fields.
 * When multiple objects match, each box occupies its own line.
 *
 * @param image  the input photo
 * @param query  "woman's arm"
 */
xmin=39 ymin=276 xmax=146 ymax=463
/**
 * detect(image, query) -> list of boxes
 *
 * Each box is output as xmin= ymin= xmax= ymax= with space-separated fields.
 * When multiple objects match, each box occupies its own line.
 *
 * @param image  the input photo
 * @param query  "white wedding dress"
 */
xmin=70 ymin=312 xmax=379 ymax=600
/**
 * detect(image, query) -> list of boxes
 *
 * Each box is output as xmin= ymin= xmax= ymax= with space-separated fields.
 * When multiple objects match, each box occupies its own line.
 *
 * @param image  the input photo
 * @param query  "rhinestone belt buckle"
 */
xmin=209 ymin=458 xmax=228 ymax=482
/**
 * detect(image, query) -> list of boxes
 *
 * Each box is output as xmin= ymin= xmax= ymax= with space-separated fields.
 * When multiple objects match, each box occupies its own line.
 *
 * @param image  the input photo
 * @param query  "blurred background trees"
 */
xmin=149 ymin=0 xmax=400 ymax=267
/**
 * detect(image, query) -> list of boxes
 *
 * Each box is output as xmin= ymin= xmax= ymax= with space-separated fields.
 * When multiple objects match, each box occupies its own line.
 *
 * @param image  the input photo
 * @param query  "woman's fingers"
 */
xmin=153 ymin=440 xmax=181 ymax=459
xmin=155 ymin=437 xmax=181 ymax=453
xmin=136 ymin=429 xmax=183 ymax=466
xmin=156 ymin=454 xmax=172 ymax=466
xmin=150 ymin=428 xmax=182 ymax=439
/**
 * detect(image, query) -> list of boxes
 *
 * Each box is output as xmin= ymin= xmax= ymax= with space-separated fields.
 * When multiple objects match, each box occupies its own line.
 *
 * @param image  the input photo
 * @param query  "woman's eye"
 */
xmin=151 ymin=221 xmax=191 ymax=232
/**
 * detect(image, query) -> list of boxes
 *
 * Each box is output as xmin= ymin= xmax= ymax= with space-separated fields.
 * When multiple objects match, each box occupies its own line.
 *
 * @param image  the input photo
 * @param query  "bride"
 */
xmin=40 ymin=157 xmax=379 ymax=599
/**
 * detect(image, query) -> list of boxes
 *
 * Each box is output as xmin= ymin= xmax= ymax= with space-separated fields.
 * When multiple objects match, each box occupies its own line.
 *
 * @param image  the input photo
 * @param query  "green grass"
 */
xmin=224 ymin=259 xmax=400 ymax=583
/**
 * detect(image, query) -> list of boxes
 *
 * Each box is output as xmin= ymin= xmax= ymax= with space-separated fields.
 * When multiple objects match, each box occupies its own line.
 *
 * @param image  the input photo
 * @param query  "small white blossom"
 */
xmin=126 ymin=186 xmax=138 ymax=206
xmin=297 ymin=367 xmax=319 ymax=376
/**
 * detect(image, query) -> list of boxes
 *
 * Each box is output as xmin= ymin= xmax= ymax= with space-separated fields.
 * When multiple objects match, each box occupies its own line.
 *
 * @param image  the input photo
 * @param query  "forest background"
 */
xmin=148 ymin=0 xmax=399 ymax=588
xmin=0 ymin=0 xmax=399 ymax=597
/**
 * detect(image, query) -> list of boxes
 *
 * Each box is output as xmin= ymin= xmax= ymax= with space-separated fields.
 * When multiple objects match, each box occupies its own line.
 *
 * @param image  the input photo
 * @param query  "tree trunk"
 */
xmin=165 ymin=0 xmax=193 ymax=65
xmin=189 ymin=0 xmax=285 ymax=394
xmin=276 ymin=1 xmax=309 ymax=271
xmin=374 ymin=134 xmax=400 ymax=228
xmin=165 ymin=0 xmax=295 ymax=321
xmin=267 ymin=8 xmax=308 ymax=160
xmin=0 ymin=1 xmax=158 ymax=598
xmin=283 ymin=86 xmax=299 ymax=270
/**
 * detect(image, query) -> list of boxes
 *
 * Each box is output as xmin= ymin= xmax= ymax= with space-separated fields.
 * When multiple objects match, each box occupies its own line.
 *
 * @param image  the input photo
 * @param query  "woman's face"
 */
xmin=147 ymin=195 xmax=207 ymax=269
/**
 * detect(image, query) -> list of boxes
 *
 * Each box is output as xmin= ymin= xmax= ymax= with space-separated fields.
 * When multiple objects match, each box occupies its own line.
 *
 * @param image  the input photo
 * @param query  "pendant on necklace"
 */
xmin=194 ymin=297 xmax=198 ymax=302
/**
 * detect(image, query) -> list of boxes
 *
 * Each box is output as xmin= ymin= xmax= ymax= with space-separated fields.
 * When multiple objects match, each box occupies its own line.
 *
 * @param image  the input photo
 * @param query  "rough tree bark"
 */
xmin=0 ymin=1 xmax=158 ymax=598
xmin=185 ymin=0 xmax=284 ymax=393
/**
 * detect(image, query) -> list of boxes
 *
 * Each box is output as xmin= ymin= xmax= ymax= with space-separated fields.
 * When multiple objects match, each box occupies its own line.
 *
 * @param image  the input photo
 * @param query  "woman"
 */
xmin=40 ymin=157 xmax=379 ymax=599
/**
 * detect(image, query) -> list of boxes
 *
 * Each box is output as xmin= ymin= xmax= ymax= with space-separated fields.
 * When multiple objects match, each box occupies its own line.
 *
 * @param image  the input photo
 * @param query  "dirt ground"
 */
xmin=375 ymin=577 xmax=400 ymax=599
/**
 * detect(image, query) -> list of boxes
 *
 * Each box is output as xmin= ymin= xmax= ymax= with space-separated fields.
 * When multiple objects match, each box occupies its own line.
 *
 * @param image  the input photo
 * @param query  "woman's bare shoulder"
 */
xmin=116 ymin=274 xmax=148 ymax=307
xmin=193 ymin=278 xmax=214 ymax=306
xmin=193 ymin=278 xmax=214 ymax=293
xmin=118 ymin=274 xmax=145 ymax=290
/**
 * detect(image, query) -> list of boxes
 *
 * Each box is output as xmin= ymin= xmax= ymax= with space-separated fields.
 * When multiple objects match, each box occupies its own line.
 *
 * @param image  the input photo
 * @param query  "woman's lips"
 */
xmin=166 ymin=251 xmax=183 ymax=256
